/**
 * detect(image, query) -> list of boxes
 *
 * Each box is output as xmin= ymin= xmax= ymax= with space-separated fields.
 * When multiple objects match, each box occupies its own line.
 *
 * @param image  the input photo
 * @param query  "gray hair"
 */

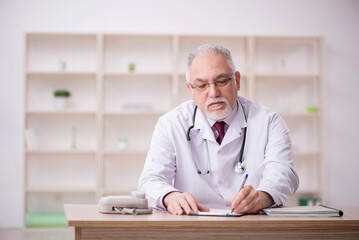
xmin=185 ymin=44 xmax=236 ymax=82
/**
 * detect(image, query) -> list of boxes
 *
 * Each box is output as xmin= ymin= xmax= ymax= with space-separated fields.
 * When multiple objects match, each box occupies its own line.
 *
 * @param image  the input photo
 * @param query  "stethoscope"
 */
xmin=186 ymin=101 xmax=247 ymax=175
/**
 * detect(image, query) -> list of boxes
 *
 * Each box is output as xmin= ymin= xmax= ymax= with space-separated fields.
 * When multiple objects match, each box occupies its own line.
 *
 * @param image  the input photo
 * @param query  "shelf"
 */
xmin=26 ymin=110 xmax=97 ymax=115
xmin=103 ymin=111 xmax=165 ymax=116
xmin=104 ymin=74 xmax=173 ymax=113
xmin=26 ymin=33 xmax=97 ymax=73
xmin=103 ymin=150 xmax=147 ymax=156
xmin=254 ymin=37 xmax=320 ymax=75
xmin=295 ymin=189 xmax=320 ymax=195
xmin=103 ymin=114 xmax=157 ymax=152
xmin=25 ymin=187 xmax=96 ymax=193
xmin=26 ymin=150 xmax=96 ymax=154
xmin=103 ymin=155 xmax=145 ymax=191
xmin=103 ymin=35 xmax=173 ymax=73
xmin=27 ymin=32 xmax=97 ymax=38
xmin=26 ymin=73 xmax=97 ymax=112
xmin=255 ymin=74 xmax=319 ymax=80
xmin=293 ymin=151 xmax=320 ymax=157
xmin=255 ymin=77 xmax=319 ymax=115
xmin=178 ymin=72 xmax=248 ymax=79
xmin=255 ymin=36 xmax=322 ymax=40
xmin=280 ymin=113 xmax=320 ymax=118
xmin=103 ymin=72 xmax=172 ymax=77
xmin=26 ymin=71 xmax=97 ymax=76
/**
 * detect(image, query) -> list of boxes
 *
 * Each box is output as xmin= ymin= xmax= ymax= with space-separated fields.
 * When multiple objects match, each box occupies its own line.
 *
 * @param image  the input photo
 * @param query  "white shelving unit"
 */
xmin=251 ymin=36 xmax=324 ymax=205
xmin=100 ymin=34 xmax=176 ymax=197
xmin=24 ymin=33 xmax=99 ymax=227
xmin=23 ymin=33 xmax=324 ymax=227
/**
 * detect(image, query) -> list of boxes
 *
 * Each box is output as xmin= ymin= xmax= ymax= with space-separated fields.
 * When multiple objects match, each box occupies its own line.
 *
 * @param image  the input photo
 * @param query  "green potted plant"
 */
xmin=54 ymin=89 xmax=71 ymax=109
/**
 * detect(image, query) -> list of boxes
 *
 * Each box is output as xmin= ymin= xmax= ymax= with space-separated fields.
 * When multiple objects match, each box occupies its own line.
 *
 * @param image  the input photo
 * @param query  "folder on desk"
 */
xmin=262 ymin=205 xmax=343 ymax=217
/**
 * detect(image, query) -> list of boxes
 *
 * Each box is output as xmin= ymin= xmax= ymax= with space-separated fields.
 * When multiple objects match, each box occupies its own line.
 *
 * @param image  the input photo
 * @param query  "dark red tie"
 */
xmin=214 ymin=121 xmax=226 ymax=144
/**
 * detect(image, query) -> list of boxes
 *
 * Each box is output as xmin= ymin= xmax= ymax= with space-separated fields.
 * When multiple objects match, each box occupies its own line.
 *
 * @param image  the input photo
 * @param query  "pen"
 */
xmin=231 ymin=174 xmax=248 ymax=213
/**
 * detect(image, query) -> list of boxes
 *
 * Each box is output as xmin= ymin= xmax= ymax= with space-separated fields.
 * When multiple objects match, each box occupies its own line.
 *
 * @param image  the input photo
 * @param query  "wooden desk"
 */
xmin=64 ymin=204 xmax=359 ymax=240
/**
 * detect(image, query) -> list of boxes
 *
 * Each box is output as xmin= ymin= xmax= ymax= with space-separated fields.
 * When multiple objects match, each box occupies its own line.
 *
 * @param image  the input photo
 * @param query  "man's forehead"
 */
xmin=190 ymin=54 xmax=230 ymax=73
xmin=190 ymin=54 xmax=231 ymax=78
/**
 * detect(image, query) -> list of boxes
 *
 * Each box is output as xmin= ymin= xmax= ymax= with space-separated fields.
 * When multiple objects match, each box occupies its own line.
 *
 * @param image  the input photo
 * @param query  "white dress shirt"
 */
xmin=138 ymin=96 xmax=299 ymax=209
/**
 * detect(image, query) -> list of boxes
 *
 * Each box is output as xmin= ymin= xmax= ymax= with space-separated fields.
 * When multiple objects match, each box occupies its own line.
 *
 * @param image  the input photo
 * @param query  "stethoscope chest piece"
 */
xmin=234 ymin=161 xmax=246 ymax=174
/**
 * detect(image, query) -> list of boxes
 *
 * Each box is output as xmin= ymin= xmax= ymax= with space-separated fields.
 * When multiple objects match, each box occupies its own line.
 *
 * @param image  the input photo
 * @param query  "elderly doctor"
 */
xmin=138 ymin=44 xmax=299 ymax=215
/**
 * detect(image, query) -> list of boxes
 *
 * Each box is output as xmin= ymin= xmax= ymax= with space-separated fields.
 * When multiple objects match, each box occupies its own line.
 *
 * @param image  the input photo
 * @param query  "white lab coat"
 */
xmin=138 ymin=96 xmax=299 ymax=209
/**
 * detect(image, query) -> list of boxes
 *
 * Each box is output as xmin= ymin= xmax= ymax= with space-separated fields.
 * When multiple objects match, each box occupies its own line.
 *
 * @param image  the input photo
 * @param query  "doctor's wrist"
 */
xmin=259 ymin=191 xmax=275 ymax=209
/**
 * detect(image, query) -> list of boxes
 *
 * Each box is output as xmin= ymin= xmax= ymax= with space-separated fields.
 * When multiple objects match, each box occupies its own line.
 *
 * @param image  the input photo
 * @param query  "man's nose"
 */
xmin=208 ymin=82 xmax=220 ymax=97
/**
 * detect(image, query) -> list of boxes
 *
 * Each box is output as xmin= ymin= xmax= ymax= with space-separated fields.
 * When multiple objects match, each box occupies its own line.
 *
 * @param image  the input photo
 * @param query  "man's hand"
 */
xmin=163 ymin=191 xmax=210 ymax=215
xmin=231 ymin=185 xmax=274 ymax=214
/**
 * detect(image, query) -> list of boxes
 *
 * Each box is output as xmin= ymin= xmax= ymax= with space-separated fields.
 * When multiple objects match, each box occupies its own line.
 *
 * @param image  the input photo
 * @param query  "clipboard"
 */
xmin=189 ymin=208 xmax=245 ymax=217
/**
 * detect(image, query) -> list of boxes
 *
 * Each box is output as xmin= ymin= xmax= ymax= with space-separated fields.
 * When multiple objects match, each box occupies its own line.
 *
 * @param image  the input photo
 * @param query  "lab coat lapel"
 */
xmin=193 ymin=108 xmax=216 ymax=142
xmin=221 ymin=100 xmax=248 ymax=146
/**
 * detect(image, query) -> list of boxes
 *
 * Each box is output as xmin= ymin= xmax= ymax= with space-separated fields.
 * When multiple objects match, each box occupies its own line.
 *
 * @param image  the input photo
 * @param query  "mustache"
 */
xmin=205 ymin=97 xmax=229 ymax=109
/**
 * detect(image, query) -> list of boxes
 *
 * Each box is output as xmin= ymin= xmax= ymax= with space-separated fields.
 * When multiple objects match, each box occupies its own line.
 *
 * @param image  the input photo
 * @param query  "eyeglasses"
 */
xmin=190 ymin=72 xmax=235 ymax=92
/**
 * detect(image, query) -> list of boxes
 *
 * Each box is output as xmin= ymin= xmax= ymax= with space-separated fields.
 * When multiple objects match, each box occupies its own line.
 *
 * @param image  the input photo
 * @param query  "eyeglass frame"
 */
xmin=189 ymin=72 xmax=236 ymax=92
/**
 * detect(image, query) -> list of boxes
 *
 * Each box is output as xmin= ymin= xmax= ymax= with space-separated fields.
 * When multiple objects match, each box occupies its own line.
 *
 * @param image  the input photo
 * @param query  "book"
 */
xmin=24 ymin=128 xmax=37 ymax=150
xmin=25 ymin=213 xmax=68 ymax=227
xmin=262 ymin=205 xmax=343 ymax=217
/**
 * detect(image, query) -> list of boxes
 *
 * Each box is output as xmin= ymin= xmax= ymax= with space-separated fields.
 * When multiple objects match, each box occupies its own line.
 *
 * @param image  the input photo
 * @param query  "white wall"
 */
xmin=1 ymin=0 xmax=359 ymax=227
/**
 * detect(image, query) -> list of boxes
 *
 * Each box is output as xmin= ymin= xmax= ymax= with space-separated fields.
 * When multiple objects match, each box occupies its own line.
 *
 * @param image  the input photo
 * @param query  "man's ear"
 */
xmin=186 ymin=82 xmax=194 ymax=99
xmin=235 ymin=71 xmax=241 ymax=91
